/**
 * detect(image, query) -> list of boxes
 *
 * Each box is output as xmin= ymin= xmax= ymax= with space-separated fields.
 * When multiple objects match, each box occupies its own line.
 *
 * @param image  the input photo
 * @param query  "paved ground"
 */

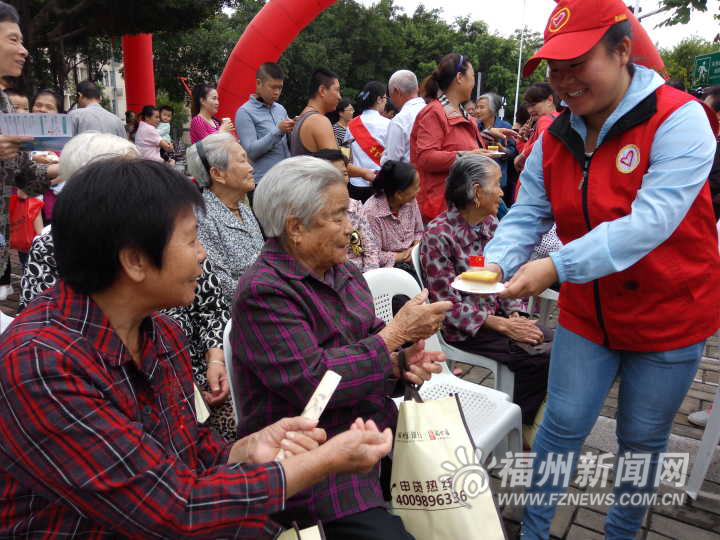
xmin=458 ymin=307 xmax=720 ymax=539
xmin=3 ymin=259 xmax=719 ymax=538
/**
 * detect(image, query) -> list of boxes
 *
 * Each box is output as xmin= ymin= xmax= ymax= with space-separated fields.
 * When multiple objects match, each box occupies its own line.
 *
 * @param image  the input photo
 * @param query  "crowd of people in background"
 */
xmin=1 ymin=0 xmax=720 ymax=538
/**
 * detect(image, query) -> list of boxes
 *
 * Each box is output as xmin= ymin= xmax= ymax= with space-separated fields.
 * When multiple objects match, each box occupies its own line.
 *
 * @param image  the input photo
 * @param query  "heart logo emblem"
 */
xmin=616 ymin=144 xmax=640 ymax=174
xmin=548 ymin=8 xmax=571 ymax=33
xmin=619 ymin=150 xmax=635 ymax=168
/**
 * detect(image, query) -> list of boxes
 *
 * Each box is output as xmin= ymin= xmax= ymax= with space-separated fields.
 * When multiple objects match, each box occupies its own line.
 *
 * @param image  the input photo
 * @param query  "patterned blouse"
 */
xmin=361 ymin=193 xmax=424 ymax=267
xmin=19 ymin=232 xmax=236 ymax=440
xmin=420 ymin=206 xmax=525 ymax=342
xmin=347 ymin=198 xmax=381 ymax=272
xmin=0 ymin=90 xmax=49 ymax=278
xmin=197 ymin=190 xmax=264 ymax=304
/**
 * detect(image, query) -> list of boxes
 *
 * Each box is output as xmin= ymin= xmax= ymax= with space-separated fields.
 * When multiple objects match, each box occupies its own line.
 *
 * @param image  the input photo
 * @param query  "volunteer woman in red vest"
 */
xmin=344 ymin=81 xmax=390 ymax=203
xmin=483 ymin=1 xmax=719 ymax=538
xmin=410 ymin=53 xmax=492 ymax=222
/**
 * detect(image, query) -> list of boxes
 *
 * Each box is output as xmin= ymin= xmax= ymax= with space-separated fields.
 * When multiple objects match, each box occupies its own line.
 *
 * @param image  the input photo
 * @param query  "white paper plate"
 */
xmin=451 ymin=278 xmax=505 ymax=294
xmin=485 ymin=151 xmax=505 ymax=157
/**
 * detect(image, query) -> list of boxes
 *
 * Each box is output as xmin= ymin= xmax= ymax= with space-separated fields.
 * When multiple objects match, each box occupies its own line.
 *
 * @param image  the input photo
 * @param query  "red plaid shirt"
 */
xmin=0 ymin=282 xmax=285 ymax=539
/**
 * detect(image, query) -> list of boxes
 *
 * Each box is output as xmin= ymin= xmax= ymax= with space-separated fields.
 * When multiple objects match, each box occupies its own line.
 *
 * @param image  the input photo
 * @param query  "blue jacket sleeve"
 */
xmin=484 ymin=133 xmax=555 ymax=280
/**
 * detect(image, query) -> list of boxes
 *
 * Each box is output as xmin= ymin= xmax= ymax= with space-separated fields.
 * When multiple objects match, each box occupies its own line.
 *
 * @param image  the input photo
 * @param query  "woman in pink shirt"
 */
xmin=190 ymin=84 xmax=234 ymax=144
xmin=134 ymin=105 xmax=172 ymax=162
xmin=361 ymin=160 xmax=424 ymax=273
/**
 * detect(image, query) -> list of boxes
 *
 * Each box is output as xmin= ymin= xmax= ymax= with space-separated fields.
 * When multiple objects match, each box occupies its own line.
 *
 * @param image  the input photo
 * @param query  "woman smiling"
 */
xmin=483 ymin=1 xmax=719 ymax=537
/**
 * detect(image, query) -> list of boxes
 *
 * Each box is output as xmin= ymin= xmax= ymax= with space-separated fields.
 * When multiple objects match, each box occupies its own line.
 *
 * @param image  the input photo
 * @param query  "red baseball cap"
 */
xmin=523 ymin=0 xmax=629 ymax=77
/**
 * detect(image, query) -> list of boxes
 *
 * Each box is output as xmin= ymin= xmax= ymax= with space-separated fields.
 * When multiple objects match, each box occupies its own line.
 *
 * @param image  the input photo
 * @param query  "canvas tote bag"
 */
xmin=390 ymin=385 xmax=506 ymax=540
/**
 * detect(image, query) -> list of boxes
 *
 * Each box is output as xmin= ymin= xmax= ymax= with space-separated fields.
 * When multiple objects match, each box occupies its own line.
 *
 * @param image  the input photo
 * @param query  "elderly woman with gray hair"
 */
xmin=419 ymin=154 xmax=550 ymax=431
xmin=230 ymin=155 xmax=452 ymax=537
xmin=186 ymin=132 xmax=263 ymax=304
xmin=475 ymin=92 xmax=518 ymax=199
xmin=18 ymin=132 xmax=237 ymax=441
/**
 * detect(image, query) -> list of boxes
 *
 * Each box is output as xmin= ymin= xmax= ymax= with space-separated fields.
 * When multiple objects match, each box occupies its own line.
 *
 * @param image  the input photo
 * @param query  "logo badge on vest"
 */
xmin=616 ymin=144 xmax=640 ymax=174
xmin=547 ymin=8 xmax=571 ymax=33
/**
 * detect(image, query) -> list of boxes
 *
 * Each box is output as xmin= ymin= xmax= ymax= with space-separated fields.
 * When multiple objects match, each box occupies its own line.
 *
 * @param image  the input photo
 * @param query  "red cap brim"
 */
xmin=522 ymin=26 xmax=609 ymax=77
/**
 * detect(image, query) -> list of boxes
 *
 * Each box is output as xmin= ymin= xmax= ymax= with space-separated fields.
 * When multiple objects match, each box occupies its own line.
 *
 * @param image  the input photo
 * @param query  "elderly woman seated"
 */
xmin=0 ymin=157 xmax=394 ymax=538
xmin=420 ymin=154 xmax=550 ymax=429
xmin=230 ymin=156 xmax=452 ymax=538
xmin=186 ymin=132 xmax=264 ymax=304
xmin=312 ymin=148 xmax=381 ymax=272
xmin=18 ymin=132 xmax=237 ymax=441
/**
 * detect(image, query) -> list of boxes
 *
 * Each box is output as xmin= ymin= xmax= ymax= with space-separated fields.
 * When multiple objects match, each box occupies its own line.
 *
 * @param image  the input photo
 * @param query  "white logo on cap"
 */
xmin=548 ymin=8 xmax=571 ymax=33
xmin=616 ymin=144 xmax=641 ymax=174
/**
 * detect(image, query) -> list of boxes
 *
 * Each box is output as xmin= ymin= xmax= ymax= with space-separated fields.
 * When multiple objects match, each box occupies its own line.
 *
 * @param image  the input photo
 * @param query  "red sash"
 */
xmin=348 ymin=116 xmax=384 ymax=166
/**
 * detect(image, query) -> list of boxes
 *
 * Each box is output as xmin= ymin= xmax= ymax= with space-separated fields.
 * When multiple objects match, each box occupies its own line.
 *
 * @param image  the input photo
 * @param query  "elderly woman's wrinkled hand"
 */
xmin=242 ymin=417 xmax=327 ymax=464
xmin=503 ymin=317 xmax=544 ymax=344
xmin=401 ymin=339 xmax=447 ymax=385
xmin=203 ymin=347 xmax=230 ymax=406
xmin=320 ymin=418 xmax=393 ymax=474
xmin=500 ymin=257 xmax=558 ymax=299
xmin=381 ymin=289 xmax=452 ymax=350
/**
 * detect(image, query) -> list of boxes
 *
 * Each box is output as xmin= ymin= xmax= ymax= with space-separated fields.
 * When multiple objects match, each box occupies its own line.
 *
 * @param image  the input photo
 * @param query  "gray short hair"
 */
xmin=445 ymin=154 xmax=500 ymax=209
xmin=59 ymin=132 xmax=139 ymax=180
xmin=253 ymin=156 xmax=344 ymax=238
xmin=186 ymin=132 xmax=237 ymax=188
xmin=388 ymin=70 xmax=418 ymax=96
xmin=477 ymin=92 xmax=501 ymax=117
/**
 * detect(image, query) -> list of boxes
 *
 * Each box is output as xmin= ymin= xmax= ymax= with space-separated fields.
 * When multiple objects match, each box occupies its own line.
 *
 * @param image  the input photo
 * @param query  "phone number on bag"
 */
xmin=395 ymin=491 xmax=468 ymax=508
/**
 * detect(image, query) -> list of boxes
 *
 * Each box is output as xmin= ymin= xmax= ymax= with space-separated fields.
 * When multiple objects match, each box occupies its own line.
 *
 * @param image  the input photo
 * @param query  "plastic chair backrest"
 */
xmin=0 ymin=312 xmax=14 ymax=334
xmin=362 ymin=267 xmax=421 ymax=325
xmin=362 ymin=267 xmax=449 ymax=374
xmin=222 ymin=320 xmax=240 ymax=423
xmin=410 ymin=244 xmax=424 ymax=287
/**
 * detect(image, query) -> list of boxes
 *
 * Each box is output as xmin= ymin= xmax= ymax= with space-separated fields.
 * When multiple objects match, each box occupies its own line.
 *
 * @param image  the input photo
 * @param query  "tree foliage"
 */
xmin=152 ymin=0 xmax=546 ymax=121
xmin=660 ymin=36 xmax=718 ymax=89
xmin=9 ymin=0 xmax=225 ymax=93
xmin=657 ymin=0 xmax=718 ymax=26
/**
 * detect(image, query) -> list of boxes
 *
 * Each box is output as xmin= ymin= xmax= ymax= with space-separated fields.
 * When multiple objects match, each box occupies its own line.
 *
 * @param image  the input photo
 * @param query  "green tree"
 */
xmin=660 ymin=37 xmax=718 ymax=88
xmin=153 ymin=0 xmax=550 ymax=122
xmin=10 ymin=0 xmax=226 ymax=94
xmin=656 ymin=0 xmax=718 ymax=26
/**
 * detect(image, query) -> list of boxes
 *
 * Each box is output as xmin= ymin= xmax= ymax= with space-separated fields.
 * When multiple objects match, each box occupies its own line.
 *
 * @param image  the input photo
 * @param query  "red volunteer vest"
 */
xmin=543 ymin=84 xmax=720 ymax=351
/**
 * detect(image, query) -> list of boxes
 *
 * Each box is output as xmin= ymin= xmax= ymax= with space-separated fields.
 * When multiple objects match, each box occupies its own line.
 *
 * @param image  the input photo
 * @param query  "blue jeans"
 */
xmin=521 ymin=325 xmax=704 ymax=540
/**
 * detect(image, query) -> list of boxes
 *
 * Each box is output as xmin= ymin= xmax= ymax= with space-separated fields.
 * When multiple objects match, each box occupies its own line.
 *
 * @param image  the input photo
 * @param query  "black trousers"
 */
xmin=323 ymin=507 xmax=415 ymax=540
xmin=451 ymin=325 xmax=551 ymax=424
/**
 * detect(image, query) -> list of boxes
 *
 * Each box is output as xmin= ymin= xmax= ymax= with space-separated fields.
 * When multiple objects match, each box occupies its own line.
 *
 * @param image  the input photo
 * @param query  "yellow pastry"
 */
xmin=459 ymin=270 xmax=498 ymax=283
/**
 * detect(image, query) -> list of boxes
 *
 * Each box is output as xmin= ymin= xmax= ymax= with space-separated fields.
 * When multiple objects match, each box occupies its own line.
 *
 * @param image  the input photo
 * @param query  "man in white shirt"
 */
xmin=381 ymin=70 xmax=426 ymax=164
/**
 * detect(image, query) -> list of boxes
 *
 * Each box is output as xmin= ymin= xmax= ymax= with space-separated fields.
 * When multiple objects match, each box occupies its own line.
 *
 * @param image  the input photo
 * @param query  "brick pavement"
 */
xmin=458 ymin=306 xmax=720 ymax=539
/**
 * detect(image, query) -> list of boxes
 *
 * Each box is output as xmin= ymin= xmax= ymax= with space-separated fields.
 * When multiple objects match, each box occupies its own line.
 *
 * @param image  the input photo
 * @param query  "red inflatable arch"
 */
xmin=216 ymin=0 xmax=338 ymax=120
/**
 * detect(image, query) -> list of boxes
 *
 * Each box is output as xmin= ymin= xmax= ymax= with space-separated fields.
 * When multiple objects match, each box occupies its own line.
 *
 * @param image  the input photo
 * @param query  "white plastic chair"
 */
xmin=410 ymin=244 xmax=515 ymax=398
xmin=0 ymin=311 xmax=13 ymax=334
xmin=222 ymin=320 xmax=241 ymax=424
xmin=686 ymin=386 xmax=720 ymax=500
xmin=527 ymin=288 xmax=560 ymax=327
xmin=362 ymin=267 xmax=522 ymax=462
